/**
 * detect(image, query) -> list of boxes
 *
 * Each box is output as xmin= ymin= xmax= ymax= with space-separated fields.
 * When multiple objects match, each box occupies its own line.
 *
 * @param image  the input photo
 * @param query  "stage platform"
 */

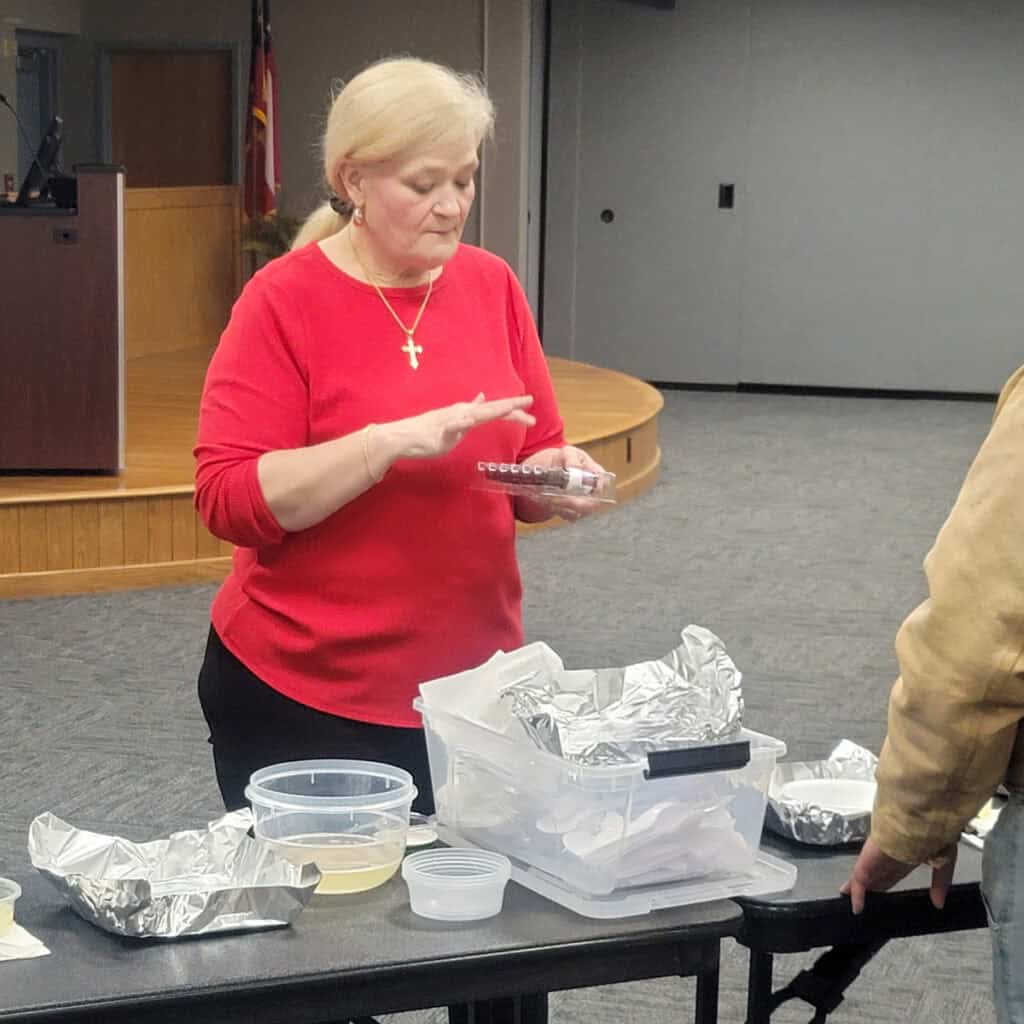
xmin=0 ymin=348 xmax=663 ymax=599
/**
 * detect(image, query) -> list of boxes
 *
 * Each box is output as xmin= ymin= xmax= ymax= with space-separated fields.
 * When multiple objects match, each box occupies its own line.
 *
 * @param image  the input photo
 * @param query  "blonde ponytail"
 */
xmin=290 ymin=201 xmax=348 ymax=250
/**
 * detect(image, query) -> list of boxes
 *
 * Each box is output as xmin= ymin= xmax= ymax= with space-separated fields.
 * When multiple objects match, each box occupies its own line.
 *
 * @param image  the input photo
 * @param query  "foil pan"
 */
xmin=766 ymin=740 xmax=878 ymax=845
xmin=28 ymin=810 xmax=320 ymax=939
xmin=499 ymin=625 xmax=743 ymax=766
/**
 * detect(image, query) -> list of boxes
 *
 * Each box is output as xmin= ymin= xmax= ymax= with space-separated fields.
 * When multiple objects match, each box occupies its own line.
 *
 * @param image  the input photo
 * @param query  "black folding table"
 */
xmin=1 ymin=868 xmax=741 ymax=1024
xmin=736 ymin=835 xmax=987 ymax=1024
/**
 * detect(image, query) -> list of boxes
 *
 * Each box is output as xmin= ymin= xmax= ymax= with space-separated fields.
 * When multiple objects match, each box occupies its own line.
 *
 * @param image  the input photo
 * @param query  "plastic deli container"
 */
xmin=414 ymin=698 xmax=786 ymax=901
xmin=246 ymin=760 xmax=416 ymax=895
xmin=0 ymin=877 xmax=21 ymax=935
xmin=403 ymin=848 xmax=511 ymax=921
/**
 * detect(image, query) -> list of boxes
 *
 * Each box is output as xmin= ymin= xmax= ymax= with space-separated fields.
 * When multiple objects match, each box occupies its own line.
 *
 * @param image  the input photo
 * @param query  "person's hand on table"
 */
xmin=841 ymin=837 xmax=957 ymax=913
xmin=518 ymin=445 xmax=607 ymax=523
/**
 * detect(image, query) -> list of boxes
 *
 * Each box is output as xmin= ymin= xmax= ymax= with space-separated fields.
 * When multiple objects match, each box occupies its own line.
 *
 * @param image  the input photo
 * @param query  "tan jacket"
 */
xmin=872 ymin=365 xmax=1024 ymax=866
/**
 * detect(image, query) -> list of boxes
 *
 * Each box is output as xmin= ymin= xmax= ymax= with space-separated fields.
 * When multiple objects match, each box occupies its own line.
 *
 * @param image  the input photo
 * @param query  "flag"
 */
xmin=244 ymin=0 xmax=280 ymax=219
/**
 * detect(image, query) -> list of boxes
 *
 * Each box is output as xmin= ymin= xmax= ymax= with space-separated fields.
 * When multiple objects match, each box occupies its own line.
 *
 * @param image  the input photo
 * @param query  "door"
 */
xmin=109 ymin=50 xmax=233 ymax=188
xmin=544 ymin=0 xmax=751 ymax=383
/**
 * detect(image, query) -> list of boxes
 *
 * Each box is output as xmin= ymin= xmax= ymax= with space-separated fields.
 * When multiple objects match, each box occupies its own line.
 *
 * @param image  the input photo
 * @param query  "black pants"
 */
xmin=197 ymin=626 xmax=435 ymax=814
xmin=196 ymin=627 xmax=547 ymax=1024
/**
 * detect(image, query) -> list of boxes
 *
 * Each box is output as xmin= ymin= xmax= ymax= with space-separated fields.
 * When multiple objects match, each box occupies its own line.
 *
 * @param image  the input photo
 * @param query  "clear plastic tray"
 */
xmin=436 ymin=826 xmax=796 ymax=918
xmin=475 ymin=462 xmax=617 ymax=502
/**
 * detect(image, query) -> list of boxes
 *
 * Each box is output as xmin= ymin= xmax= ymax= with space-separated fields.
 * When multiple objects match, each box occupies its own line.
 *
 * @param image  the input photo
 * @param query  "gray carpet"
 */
xmin=0 ymin=388 xmax=999 ymax=1023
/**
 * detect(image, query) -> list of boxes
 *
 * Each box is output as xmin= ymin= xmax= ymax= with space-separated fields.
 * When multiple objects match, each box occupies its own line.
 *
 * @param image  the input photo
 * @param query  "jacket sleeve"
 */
xmin=871 ymin=365 xmax=1024 ymax=865
xmin=505 ymin=267 xmax=566 ymax=460
xmin=193 ymin=277 xmax=309 ymax=548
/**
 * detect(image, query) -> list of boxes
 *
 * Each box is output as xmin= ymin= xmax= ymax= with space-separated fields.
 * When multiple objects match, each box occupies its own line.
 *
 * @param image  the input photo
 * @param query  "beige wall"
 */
xmin=480 ymin=0 xmax=531 ymax=282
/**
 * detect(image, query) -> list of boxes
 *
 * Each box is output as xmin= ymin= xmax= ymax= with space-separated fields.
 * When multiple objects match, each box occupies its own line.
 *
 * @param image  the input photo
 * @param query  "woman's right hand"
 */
xmin=376 ymin=393 xmax=535 ymax=463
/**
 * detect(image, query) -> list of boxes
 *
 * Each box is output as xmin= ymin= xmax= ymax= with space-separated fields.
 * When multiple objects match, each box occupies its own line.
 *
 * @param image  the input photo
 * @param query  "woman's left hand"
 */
xmin=517 ymin=446 xmax=607 ymax=524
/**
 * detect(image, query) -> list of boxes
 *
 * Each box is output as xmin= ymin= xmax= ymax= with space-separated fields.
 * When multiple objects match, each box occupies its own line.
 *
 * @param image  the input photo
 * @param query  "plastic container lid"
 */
xmin=402 ymin=849 xmax=511 ymax=921
xmin=245 ymin=759 xmax=416 ymax=814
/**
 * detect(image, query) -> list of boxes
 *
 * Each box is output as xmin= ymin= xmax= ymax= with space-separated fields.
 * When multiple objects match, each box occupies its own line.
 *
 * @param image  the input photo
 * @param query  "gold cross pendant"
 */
xmin=401 ymin=334 xmax=423 ymax=370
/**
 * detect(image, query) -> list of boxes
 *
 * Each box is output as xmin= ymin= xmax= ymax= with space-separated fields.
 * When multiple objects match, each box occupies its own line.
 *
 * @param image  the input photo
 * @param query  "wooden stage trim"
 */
xmin=0 ymin=351 xmax=662 ymax=599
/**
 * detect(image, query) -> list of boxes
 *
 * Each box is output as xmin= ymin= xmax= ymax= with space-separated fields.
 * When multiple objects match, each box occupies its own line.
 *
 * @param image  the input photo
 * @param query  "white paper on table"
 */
xmin=561 ymin=802 xmax=753 ymax=883
xmin=0 ymin=924 xmax=51 ymax=962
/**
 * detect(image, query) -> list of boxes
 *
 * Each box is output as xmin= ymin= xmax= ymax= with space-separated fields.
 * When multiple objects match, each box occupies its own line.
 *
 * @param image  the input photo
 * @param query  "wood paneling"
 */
xmin=0 ymin=507 xmax=19 ymax=574
xmin=72 ymin=503 xmax=101 ymax=569
xmin=196 ymin=523 xmax=224 ymax=559
xmin=18 ymin=507 xmax=48 ymax=573
xmin=171 ymin=495 xmax=197 ymax=562
xmin=45 ymin=504 xmax=74 ymax=570
xmin=124 ymin=500 xmax=152 ymax=566
xmin=98 ymin=503 xmax=125 ymax=566
xmin=1 ymin=493 xmax=225 ymax=579
xmin=125 ymin=187 xmax=241 ymax=357
xmin=111 ymin=51 xmax=233 ymax=189
xmin=0 ymin=557 xmax=232 ymax=600
xmin=147 ymin=497 xmax=175 ymax=562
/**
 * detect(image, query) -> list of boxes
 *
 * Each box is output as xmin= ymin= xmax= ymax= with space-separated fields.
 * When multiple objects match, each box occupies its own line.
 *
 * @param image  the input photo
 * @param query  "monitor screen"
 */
xmin=16 ymin=115 xmax=64 ymax=206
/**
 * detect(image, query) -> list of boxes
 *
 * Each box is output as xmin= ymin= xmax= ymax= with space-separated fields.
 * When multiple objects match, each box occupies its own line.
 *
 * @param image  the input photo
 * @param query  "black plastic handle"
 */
xmin=643 ymin=739 xmax=751 ymax=780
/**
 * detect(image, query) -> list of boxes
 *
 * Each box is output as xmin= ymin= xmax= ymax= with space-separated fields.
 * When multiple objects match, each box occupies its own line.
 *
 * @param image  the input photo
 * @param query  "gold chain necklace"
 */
xmin=350 ymin=232 xmax=433 ymax=370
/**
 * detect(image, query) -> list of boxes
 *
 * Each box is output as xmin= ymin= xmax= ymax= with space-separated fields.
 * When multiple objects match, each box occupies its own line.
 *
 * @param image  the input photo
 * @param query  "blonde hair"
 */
xmin=291 ymin=57 xmax=495 ymax=250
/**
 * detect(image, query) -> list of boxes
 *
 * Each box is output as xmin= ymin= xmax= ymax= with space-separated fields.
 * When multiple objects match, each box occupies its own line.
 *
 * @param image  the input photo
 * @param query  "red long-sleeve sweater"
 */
xmin=194 ymin=241 xmax=564 ymax=727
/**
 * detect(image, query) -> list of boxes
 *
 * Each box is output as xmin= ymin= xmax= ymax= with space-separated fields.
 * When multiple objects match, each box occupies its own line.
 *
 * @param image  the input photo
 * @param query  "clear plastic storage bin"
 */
xmin=415 ymin=699 xmax=785 ymax=898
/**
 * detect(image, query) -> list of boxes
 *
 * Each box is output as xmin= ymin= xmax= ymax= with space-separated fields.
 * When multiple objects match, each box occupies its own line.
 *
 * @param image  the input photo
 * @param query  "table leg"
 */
xmin=745 ymin=950 xmax=774 ymax=1024
xmin=694 ymin=944 xmax=721 ymax=1024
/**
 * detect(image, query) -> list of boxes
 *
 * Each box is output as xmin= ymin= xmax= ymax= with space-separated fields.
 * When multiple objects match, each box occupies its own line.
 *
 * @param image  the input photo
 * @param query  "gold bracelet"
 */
xmin=362 ymin=423 xmax=385 ymax=484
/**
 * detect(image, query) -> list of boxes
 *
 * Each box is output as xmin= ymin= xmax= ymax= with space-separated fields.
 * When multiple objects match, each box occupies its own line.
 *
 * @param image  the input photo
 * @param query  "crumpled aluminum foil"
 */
xmin=766 ymin=739 xmax=878 ymax=845
xmin=28 ymin=809 xmax=320 ymax=939
xmin=499 ymin=625 xmax=744 ymax=765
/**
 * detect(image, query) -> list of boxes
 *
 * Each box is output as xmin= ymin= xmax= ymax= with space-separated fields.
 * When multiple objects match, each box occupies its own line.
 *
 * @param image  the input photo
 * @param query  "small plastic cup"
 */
xmin=402 ymin=849 xmax=511 ymax=922
xmin=0 ymin=878 xmax=21 ymax=936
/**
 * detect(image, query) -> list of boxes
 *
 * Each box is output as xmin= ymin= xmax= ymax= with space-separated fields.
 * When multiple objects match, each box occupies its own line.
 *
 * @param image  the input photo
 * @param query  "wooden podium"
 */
xmin=0 ymin=167 xmax=125 ymax=471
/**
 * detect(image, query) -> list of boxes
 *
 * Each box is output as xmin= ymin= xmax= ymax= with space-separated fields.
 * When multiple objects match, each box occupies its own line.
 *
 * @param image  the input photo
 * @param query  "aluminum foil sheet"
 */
xmin=499 ymin=625 xmax=744 ymax=766
xmin=28 ymin=810 xmax=320 ymax=939
xmin=766 ymin=740 xmax=879 ymax=845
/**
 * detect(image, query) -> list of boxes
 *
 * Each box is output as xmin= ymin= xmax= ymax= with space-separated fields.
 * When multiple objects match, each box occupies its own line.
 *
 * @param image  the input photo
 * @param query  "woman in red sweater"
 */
xmin=193 ymin=57 xmax=606 ymax=817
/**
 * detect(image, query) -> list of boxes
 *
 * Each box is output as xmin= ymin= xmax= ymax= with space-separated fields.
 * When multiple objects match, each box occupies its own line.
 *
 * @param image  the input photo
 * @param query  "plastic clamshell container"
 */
xmin=475 ymin=462 xmax=618 ymax=503
xmin=415 ymin=698 xmax=786 ymax=900
xmin=246 ymin=760 xmax=416 ymax=895
xmin=402 ymin=848 xmax=511 ymax=921
xmin=0 ymin=877 xmax=21 ymax=935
